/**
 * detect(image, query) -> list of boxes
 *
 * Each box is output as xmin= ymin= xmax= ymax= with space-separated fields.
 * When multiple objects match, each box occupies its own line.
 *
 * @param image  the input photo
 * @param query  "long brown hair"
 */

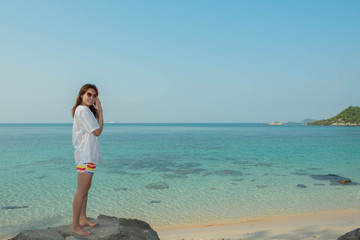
xmin=72 ymin=84 xmax=99 ymax=119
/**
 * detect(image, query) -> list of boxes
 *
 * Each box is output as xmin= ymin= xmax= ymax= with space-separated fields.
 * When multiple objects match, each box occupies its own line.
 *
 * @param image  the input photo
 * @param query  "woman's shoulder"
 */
xmin=74 ymin=105 xmax=90 ymax=115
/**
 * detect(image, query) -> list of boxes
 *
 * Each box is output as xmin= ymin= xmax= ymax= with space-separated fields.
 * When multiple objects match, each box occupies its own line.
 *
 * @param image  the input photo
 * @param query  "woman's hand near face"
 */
xmin=93 ymin=97 xmax=103 ymax=136
xmin=93 ymin=98 xmax=102 ymax=112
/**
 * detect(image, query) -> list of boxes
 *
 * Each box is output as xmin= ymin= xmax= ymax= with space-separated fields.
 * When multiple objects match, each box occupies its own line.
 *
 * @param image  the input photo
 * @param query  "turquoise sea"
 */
xmin=1 ymin=123 xmax=360 ymax=237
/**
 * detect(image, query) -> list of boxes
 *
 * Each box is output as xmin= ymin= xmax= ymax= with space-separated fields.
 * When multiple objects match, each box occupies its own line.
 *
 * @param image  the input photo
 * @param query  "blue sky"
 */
xmin=1 ymin=0 xmax=359 ymax=123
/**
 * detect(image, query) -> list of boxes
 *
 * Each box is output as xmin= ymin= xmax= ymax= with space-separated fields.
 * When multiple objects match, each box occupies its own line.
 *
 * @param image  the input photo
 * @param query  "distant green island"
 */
xmin=308 ymin=106 xmax=360 ymax=126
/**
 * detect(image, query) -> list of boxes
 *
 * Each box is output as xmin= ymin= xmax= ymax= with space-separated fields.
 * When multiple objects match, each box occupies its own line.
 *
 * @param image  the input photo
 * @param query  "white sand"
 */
xmin=156 ymin=209 xmax=360 ymax=240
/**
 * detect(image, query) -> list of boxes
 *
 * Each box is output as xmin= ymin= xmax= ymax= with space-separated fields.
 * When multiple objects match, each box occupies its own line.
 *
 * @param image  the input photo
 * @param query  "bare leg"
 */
xmin=71 ymin=172 xmax=93 ymax=236
xmin=79 ymin=190 xmax=99 ymax=227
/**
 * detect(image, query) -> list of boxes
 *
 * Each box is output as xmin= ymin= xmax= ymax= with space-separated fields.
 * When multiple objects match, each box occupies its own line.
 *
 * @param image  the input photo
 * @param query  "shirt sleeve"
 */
xmin=78 ymin=107 xmax=100 ymax=134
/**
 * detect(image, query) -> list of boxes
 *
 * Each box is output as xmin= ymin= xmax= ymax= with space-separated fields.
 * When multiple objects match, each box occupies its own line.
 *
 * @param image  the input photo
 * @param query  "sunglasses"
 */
xmin=86 ymin=92 xmax=98 ymax=98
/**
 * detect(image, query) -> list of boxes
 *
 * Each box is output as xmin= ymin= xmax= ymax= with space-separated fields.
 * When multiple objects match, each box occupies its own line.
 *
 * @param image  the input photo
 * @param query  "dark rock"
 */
xmin=151 ymin=167 xmax=173 ymax=173
xmin=296 ymin=184 xmax=307 ymax=188
xmin=290 ymin=171 xmax=308 ymax=176
xmin=173 ymin=168 xmax=207 ymax=175
xmin=161 ymin=173 xmax=187 ymax=179
xmin=145 ymin=182 xmax=169 ymax=190
xmin=175 ymin=163 xmax=201 ymax=168
xmin=2 ymin=205 xmax=29 ymax=210
xmin=254 ymin=162 xmax=272 ymax=167
xmin=150 ymin=200 xmax=161 ymax=204
xmin=337 ymin=228 xmax=360 ymax=240
xmin=213 ymin=170 xmax=242 ymax=176
xmin=232 ymin=178 xmax=244 ymax=182
xmin=309 ymin=174 xmax=358 ymax=186
xmin=11 ymin=214 xmax=160 ymax=240
xmin=114 ymin=188 xmax=128 ymax=191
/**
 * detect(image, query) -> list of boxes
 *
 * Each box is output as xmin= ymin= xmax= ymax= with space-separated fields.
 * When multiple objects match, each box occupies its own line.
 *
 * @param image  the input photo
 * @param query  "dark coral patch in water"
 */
xmin=151 ymin=167 xmax=173 ymax=173
xmin=213 ymin=170 xmax=242 ymax=177
xmin=307 ymin=168 xmax=323 ymax=170
xmin=161 ymin=173 xmax=187 ymax=179
xmin=128 ymin=159 xmax=174 ymax=171
xmin=108 ymin=169 xmax=143 ymax=177
xmin=114 ymin=188 xmax=128 ymax=191
xmin=296 ymin=184 xmax=307 ymax=188
xmin=232 ymin=178 xmax=244 ymax=182
xmin=174 ymin=168 xmax=207 ymax=175
xmin=232 ymin=160 xmax=253 ymax=166
xmin=145 ymin=182 xmax=169 ymax=190
xmin=290 ymin=171 xmax=308 ymax=176
xmin=309 ymin=174 xmax=358 ymax=186
xmin=254 ymin=162 xmax=272 ymax=167
xmin=2 ymin=206 xmax=29 ymax=210
xmin=160 ymin=166 xmax=208 ymax=179
xmin=176 ymin=163 xmax=201 ymax=168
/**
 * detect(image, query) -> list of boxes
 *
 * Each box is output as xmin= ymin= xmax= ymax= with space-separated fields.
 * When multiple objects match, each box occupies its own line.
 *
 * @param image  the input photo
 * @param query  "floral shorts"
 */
xmin=76 ymin=162 xmax=96 ymax=175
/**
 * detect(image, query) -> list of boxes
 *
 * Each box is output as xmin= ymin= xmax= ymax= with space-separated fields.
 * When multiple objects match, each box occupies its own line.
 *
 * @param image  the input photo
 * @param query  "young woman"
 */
xmin=71 ymin=84 xmax=103 ymax=236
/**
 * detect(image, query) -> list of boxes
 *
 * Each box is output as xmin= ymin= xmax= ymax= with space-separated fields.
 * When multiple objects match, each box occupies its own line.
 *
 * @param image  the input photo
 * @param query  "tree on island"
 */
xmin=308 ymin=106 xmax=360 ymax=126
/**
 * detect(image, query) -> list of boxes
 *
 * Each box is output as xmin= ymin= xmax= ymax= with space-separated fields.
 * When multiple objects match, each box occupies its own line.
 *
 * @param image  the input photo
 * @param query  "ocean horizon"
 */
xmin=1 ymin=123 xmax=360 ymax=237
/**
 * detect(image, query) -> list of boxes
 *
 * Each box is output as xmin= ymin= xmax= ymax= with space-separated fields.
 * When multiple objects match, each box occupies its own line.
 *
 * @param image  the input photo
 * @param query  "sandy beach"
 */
xmin=2 ymin=209 xmax=358 ymax=240
xmin=156 ymin=208 xmax=360 ymax=240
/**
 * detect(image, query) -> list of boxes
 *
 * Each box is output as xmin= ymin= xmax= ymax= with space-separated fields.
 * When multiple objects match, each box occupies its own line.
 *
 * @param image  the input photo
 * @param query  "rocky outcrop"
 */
xmin=338 ymin=228 xmax=360 ymax=240
xmin=11 ymin=215 xmax=160 ymax=240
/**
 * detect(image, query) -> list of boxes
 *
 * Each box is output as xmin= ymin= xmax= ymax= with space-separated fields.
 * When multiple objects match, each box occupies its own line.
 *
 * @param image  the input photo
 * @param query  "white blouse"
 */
xmin=72 ymin=105 xmax=101 ymax=165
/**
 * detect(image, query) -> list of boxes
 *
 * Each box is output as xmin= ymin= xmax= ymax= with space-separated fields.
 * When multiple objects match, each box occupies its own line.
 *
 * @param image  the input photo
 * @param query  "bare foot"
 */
xmin=80 ymin=218 xmax=100 ymax=227
xmin=71 ymin=225 xmax=91 ymax=236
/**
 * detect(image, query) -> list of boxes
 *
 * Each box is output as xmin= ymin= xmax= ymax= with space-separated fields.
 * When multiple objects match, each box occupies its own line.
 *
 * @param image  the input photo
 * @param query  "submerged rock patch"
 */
xmin=173 ymin=168 xmax=207 ymax=175
xmin=151 ymin=167 xmax=173 ymax=173
xmin=161 ymin=173 xmax=187 ymax=179
xmin=309 ymin=174 xmax=358 ymax=186
xmin=232 ymin=178 xmax=244 ymax=182
xmin=145 ymin=182 xmax=169 ymax=190
xmin=290 ymin=171 xmax=308 ymax=176
xmin=297 ymin=184 xmax=307 ymax=188
xmin=254 ymin=162 xmax=272 ymax=167
xmin=2 ymin=206 xmax=29 ymax=210
xmin=307 ymin=167 xmax=323 ymax=170
xmin=176 ymin=162 xmax=201 ymax=168
xmin=114 ymin=188 xmax=128 ymax=191
xmin=213 ymin=170 xmax=242 ymax=176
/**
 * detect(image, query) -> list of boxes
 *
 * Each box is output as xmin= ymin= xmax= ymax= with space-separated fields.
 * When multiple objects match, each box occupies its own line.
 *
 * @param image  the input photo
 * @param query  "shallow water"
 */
xmin=1 ymin=123 xmax=360 ymax=237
